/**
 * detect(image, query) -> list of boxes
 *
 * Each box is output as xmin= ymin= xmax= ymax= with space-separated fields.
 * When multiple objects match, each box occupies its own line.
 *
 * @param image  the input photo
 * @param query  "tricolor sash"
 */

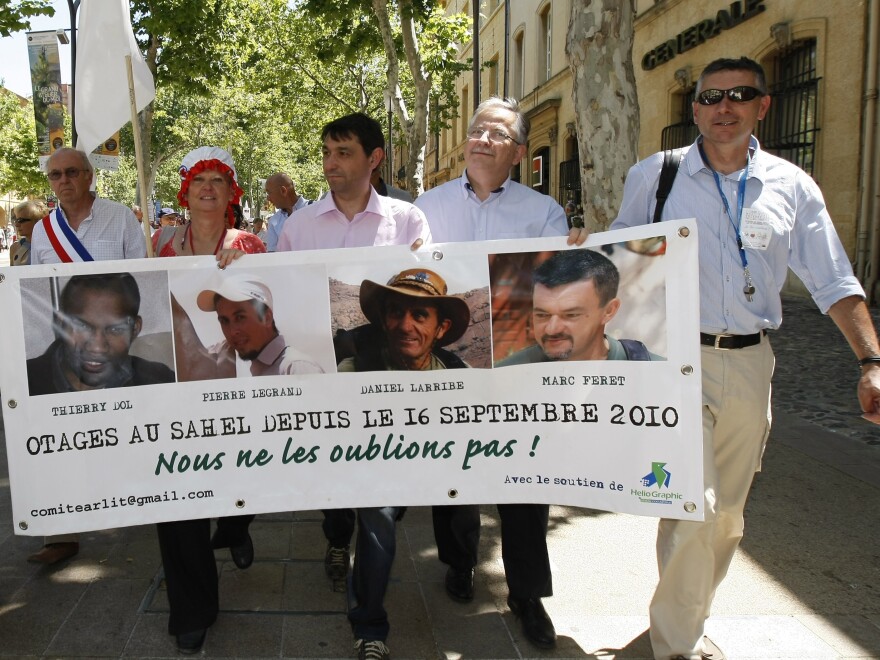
xmin=41 ymin=208 xmax=94 ymax=262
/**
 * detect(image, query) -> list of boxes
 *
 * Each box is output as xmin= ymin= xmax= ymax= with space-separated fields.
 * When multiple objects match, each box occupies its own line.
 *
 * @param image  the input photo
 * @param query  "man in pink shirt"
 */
xmin=276 ymin=112 xmax=428 ymax=660
xmin=277 ymin=113 xmax=430 ymax=251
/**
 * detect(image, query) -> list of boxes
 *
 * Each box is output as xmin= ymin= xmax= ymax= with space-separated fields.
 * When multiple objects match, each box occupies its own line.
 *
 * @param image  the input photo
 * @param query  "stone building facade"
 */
xmin=424 ymin=0 xmax=880 ymax=294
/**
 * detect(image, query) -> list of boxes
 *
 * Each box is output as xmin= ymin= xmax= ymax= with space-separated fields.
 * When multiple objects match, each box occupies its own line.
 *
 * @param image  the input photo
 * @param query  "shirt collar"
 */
xmin=319 ymin=186 xmax=384 ymax=218
xmin=459 ymin=169 xmax=508 ymax=198
xmin=685 ymin=135 xmax=765 ymax=182
xmin=252 ymin=334 xmax=286 ymax=368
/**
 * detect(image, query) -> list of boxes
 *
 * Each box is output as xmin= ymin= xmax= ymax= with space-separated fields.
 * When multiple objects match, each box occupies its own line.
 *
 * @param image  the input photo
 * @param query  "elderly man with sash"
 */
xmin=26 ymin=148 xmax=146 ymax=565
xmin=30 ymin=148 xmax=147 ymax=264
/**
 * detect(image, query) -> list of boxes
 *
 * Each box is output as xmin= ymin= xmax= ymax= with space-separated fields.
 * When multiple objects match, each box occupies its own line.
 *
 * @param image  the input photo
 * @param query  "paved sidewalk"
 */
xmin=1 ymin=294 xmax=879 ymax=659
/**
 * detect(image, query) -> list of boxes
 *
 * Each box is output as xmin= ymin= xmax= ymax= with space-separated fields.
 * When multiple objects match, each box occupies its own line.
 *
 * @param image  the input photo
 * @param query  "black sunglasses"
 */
xmin=697 ymin=86 xmax=764 ymax=105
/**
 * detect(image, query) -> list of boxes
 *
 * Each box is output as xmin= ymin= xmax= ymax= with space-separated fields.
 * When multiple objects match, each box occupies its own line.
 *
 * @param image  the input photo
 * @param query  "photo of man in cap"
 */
xmin=172 ymin=272 xmax=324 ymax=381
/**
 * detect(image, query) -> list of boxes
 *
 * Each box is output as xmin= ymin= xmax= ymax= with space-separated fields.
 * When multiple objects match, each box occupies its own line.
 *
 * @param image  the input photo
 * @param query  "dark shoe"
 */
xmin=176 ymin=628 xmax=206 ymax=654
xmin=229 ymin=533 xmax=254 ymax=570
xmin=354 ymin=638 xmax=390 ymax=660
xmin=445 ymin=566 xmax=475 ymax=602
xmin=507 ymin=596 xmax=557 ymax=649
xmin=324 ymin=543 xmax=349 ymax=580
xmin=27 ymin=542 xmax=79 ymax=565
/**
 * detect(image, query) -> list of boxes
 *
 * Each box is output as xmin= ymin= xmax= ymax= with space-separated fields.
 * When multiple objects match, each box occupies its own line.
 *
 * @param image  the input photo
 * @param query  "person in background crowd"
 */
xmin=370 ymin=156 xmax=413 ymax=202
xmin=10 ymin=200 xmax=48 ymax=267
xmin=264 ymin=172 xmax=309 ymax=251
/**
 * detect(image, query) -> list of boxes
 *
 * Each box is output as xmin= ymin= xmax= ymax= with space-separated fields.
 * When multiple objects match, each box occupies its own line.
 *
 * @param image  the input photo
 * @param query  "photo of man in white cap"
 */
xmin=172 ymin=273 xmax=324 ymax=380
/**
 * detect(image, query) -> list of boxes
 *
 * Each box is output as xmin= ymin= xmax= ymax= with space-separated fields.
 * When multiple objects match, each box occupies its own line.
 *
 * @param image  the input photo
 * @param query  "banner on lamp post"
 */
xmin=26 ymin=31 xmax=65 ymax=168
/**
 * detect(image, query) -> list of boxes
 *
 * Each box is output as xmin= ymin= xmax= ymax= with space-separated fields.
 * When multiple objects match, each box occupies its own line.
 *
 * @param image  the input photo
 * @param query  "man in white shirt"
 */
xmin=31 ymin=148 xmax=146 ymax=264
xmin=27 ymin=148 xmax=147 ymax=565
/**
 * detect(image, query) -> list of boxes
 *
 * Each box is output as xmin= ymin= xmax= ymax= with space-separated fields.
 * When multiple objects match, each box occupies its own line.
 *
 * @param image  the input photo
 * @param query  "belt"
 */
xmin=699 ymin=330 xmax=765 ymax=350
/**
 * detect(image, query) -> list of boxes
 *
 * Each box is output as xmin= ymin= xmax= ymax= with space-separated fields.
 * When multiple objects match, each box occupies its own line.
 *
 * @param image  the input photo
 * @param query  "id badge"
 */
xmin=740 ymin=208 xmax=772 ymax=250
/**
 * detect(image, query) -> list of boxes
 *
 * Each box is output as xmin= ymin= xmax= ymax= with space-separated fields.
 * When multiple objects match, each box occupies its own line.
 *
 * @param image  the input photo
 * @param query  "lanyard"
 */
xmin=698 ymin=141 xmax=755 ymax=301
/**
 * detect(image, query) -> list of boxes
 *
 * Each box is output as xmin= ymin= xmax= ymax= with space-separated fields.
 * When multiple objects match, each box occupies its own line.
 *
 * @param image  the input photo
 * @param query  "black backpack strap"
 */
xmin=652 ymin=149 xmax=682 ymax=224
xmin=619 ymin=338 xmax=651 ymax=361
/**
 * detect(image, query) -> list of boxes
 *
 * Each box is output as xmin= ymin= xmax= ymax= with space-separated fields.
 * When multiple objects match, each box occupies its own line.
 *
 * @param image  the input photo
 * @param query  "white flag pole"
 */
xmin=126 ymin=54 xmax=155 ymax=257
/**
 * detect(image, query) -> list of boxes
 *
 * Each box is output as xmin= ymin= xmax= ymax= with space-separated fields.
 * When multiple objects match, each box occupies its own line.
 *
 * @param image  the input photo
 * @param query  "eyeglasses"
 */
xmin=697 ymin=86 xmax=764 ymax=105
xmin=47 ymin=167 xmax=88 ymax=181
xmin=13 ymin=217 xmax=37 ymax=224
xmin=467 ymin=127 xmax=521 ymax=145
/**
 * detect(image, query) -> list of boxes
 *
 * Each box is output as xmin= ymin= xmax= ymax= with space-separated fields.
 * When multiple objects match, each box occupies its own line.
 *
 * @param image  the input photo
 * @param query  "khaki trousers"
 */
xmin=650 ymin=337 xmax=774 ymax=659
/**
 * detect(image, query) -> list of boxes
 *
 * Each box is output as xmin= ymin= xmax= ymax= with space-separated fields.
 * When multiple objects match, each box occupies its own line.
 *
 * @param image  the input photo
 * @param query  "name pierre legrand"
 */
xmin=203 ymin=387 xmax=303 ymax=402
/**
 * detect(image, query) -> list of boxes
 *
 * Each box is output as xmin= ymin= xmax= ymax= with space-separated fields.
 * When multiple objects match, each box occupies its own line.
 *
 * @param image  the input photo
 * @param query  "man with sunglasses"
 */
xmin=30 ymin=148 xmax=146 ymax=264
xmin=10 ymin=200 xmax=47 ymax=266
xmin=613 ymin=57 xmax=880 ymax=660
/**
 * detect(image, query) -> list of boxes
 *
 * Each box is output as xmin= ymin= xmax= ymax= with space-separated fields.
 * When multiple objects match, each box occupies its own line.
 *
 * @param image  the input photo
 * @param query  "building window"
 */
xmin=758 ymin=39 xmax=820 ymax=176
xmin=461 ymin=85 xmax=469 ymax=142
xmin=539 ymin=6 xmax=551 ymax=84
xmin=532 ymin=146 xmax=551 ymax=195
xmin=487 ymin=55 xmax=499 ymax=99
xmin=661 ymin=88 xmax=698 ymax=150
xmin=513 ymin=31 xmax=524 ymax=99
xmin=559 ymin=135 xmax=581 ymax=224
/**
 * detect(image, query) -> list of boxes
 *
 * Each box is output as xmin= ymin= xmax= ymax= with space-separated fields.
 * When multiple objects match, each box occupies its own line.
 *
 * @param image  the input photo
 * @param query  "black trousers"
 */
xmin=155 ymin=514 xmax=253 ymax=635
xmin=322 ymin=508 xmax=356 ymax=547
xmin=432 ymin=503 xmax=552 ymax=599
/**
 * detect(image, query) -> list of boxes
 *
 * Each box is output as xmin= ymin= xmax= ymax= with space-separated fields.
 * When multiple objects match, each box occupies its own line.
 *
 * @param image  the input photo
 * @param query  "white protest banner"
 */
xmin=0 ymin=222 xmax=702 ymax=536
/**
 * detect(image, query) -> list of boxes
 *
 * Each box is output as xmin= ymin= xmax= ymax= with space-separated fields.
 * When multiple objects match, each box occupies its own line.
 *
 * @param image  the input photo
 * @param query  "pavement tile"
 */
xmin=219 ymin=559 xmax=285 ymax=611
xmin=382 ymin=581 xmax=437 ymax=659
xmin=0 ymin=576 xmax=88 ymax=656
xmin=797 ymin=614 xmax=880 ymax=658
xmin=704 ymin=615 xmax=840 ymax=658
xmin=203 ymin=611 xmax=284 ymax=657
xmin=281 ymin=612 xmax=353 ymax=658
xmin=281 ymin=562 xmax=347 ymax=612
xmin=122 ymin=611 xmax=178 ymax=658
xmin=46 ymin=577 xmax=153 ymax=656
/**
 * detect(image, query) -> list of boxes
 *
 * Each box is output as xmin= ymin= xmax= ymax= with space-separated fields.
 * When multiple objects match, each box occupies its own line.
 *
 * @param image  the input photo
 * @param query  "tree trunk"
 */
xmin=398 ymin=0 xmax=429 ymax=197
xmin=371 ymin=0 xmax=428 ymax=197
xmin=566 ymin=0 xmax=638 ymax=232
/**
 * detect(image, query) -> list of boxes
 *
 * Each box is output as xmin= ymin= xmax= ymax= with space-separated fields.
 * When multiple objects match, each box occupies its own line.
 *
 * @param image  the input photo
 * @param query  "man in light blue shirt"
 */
xmin=416 ymin=96 xmax=586 ymax=651
xmin=612 ymin=57 xmax=880 ymax=660
xmin=264 ymin=172 xmax=309 ymax=251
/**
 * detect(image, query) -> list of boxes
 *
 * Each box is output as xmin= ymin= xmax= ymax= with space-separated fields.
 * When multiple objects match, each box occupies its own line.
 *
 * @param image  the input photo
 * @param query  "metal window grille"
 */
xmin=757 ymin=39 xmax=820 ymax=176
xmin=661 ymin=88 xmax=698 ymax=150
xmin=558 ymin=157 xmax=581 ymax=206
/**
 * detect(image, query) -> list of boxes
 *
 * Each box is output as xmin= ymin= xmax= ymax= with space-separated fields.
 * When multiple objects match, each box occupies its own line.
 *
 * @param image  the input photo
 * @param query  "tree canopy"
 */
xmin=0 ymin=0 xmax=54 ymax=38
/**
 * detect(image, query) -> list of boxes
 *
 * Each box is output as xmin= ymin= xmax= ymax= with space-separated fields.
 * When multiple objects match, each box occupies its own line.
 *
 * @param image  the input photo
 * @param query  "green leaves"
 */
xmin=0 ymin=0 xmax=55 ymax=38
